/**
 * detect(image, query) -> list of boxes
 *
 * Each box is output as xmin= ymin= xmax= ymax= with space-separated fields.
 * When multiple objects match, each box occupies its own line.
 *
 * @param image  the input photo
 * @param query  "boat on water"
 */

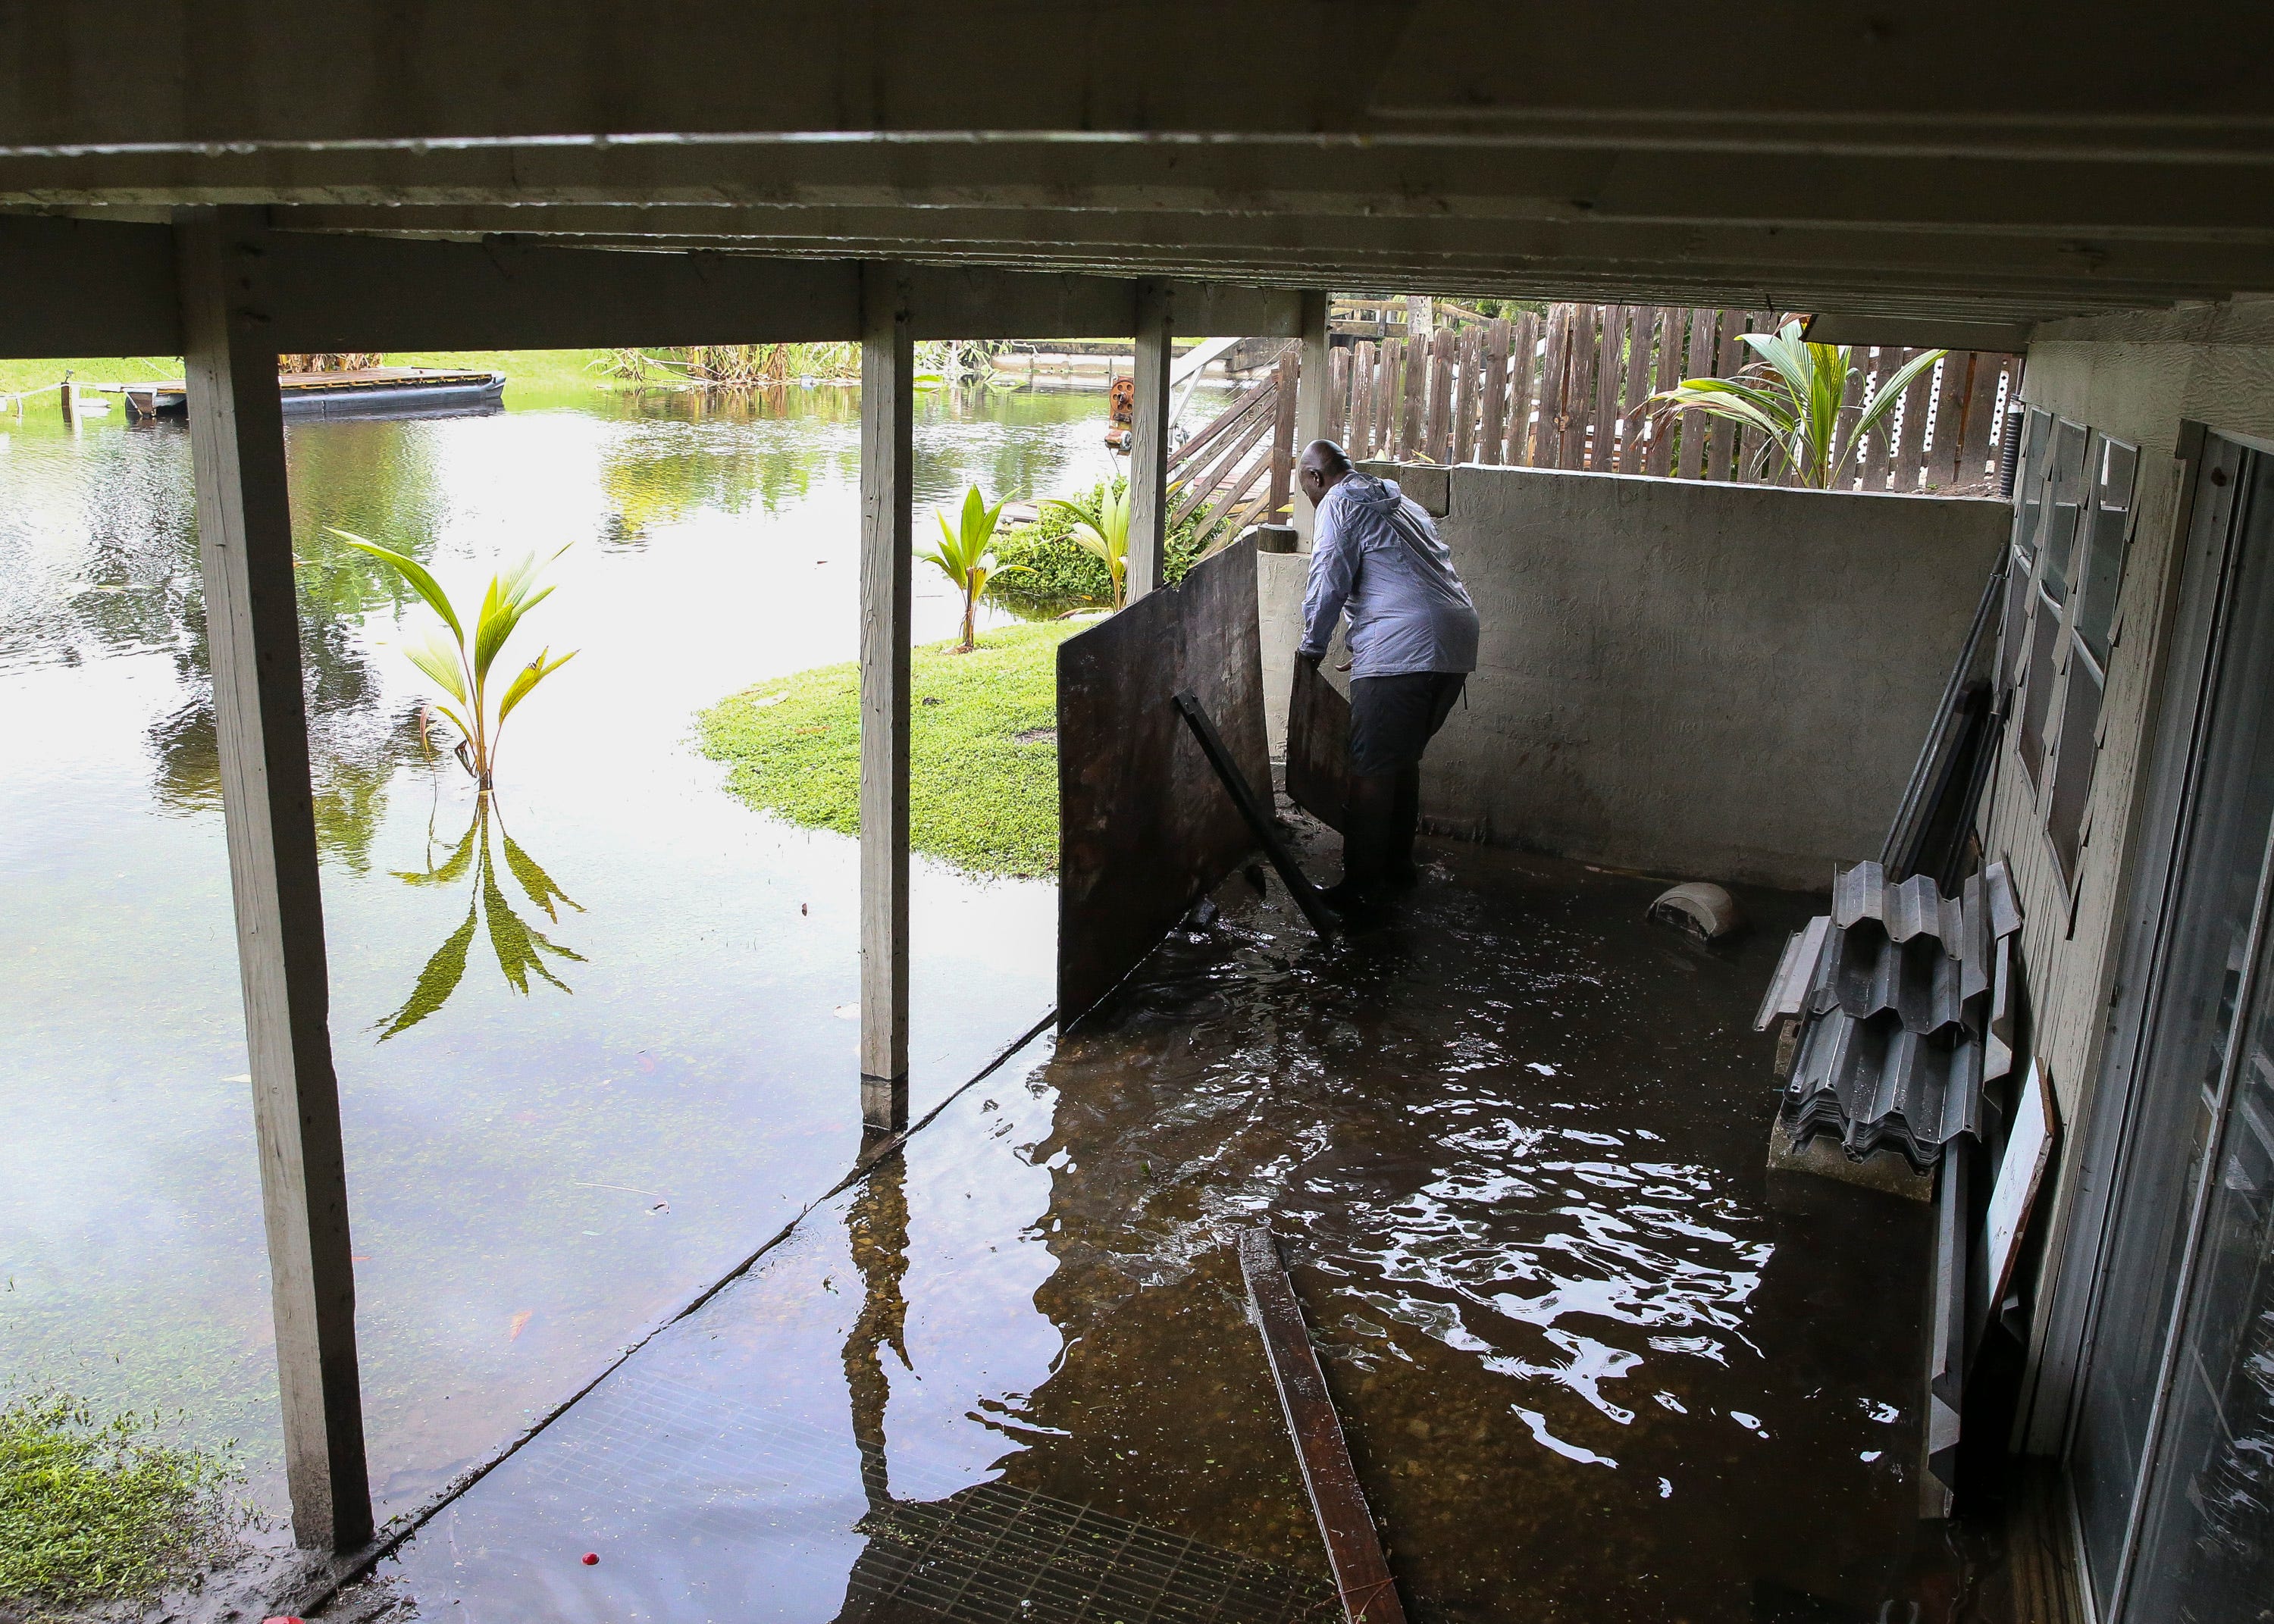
xmin=120 ymin=367 xmax=506 ymax=422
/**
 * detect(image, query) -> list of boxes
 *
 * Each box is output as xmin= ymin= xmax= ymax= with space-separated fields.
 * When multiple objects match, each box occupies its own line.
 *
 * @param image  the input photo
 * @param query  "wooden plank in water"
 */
xmin=1286 ymin=654 xmax=1352 ymax=833
xmin=1174 ymin=697 xmax=1335 ymax=937
xmin=1239 ymin=1230 xmax=1407 ymax=1624
xmin=1477 ymin=316 xmax=1508 ymax=464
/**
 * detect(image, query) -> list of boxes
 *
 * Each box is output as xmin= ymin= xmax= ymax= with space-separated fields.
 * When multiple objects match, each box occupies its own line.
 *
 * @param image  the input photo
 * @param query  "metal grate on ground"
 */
xmin=842 ymin=1478 xmax=1332 ymax=1624
xmin=511 ymin=1370 xmax=1330 ymax=1623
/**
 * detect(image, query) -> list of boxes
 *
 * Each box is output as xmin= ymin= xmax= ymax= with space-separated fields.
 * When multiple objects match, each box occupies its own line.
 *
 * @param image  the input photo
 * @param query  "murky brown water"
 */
xmin=363 ymin=828 xmax=1985 ymax=1622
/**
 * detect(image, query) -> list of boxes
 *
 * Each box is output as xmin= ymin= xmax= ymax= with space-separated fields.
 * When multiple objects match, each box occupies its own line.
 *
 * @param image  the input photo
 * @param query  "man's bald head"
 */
xmin=1298 ymin=439 xmax=1353 ymax=507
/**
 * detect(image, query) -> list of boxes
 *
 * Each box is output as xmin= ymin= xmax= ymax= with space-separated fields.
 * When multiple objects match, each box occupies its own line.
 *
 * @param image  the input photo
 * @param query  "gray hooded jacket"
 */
xmin=1299 ymin=473 xmax=1480 ymax=678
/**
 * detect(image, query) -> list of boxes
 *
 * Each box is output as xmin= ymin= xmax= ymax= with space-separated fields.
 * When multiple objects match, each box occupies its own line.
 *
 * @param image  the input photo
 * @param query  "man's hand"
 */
xmin=1297 ymin=648 xmax=1324 ymax=667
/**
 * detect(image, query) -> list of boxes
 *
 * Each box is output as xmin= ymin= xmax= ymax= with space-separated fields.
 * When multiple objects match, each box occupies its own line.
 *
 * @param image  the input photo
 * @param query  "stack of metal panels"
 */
xmin=1756 ymin=860 xmax=2020 ymax=1169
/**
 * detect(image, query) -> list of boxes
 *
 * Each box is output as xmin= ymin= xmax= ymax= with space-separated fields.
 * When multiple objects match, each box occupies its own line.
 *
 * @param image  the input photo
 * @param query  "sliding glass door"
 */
xmin=2069 ymin=437 xmax=2274 ymax=1620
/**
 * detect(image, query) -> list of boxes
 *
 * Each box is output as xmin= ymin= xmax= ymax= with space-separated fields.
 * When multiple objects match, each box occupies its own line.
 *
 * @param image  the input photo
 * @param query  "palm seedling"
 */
xmin=1648 ymin=319 xmax=1945 ymax=490
xmin=1042 ymin=480 xmax=1132 ymax=610
xmin=921 ymin=484 xmax=1025 ymax=652
xmin=334 ymin=530 xmax=578 ymax=790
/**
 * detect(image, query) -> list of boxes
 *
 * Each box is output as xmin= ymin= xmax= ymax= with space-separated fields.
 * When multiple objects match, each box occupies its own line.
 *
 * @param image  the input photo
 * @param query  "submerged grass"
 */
xmin=0 ymin=1391 xmax=249 ymax=1619
xmin=698 ymin=621 xmax=1081 ymax=878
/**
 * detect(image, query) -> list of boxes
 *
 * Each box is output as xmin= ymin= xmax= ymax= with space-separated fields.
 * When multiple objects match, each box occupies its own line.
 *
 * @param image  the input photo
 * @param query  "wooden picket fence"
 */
xmin=1170 ymin=304 xmax=2023 ymax=546
xmin=1324 ymin=303 xmax=2021 ymax=495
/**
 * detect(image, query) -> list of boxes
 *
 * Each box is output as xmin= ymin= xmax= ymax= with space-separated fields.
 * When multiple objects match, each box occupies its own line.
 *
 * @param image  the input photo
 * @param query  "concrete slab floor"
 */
xmin=330 ymin=832 xmax=2009 ymax=1623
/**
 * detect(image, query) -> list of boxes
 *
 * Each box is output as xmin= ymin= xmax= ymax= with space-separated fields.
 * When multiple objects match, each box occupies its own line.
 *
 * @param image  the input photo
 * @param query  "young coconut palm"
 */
xmin=1649 ymin=320 xmax=1945 ymax=490
xmin=921 ymin=484 xmax=1025 ymax=652
xmin=334 ymin=529 xmax=578 ymax=790
xmin=1042 ymin=480 xmax=1132 ymax=609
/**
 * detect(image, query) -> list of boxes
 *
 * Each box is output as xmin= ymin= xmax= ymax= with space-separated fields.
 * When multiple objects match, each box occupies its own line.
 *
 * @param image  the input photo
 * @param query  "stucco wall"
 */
xmin=1293 ymin=462 xmax=2008 ymax=890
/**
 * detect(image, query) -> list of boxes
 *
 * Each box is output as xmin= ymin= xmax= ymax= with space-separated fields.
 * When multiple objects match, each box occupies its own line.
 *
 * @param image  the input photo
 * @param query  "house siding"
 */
xmin=1982 ymin=300 xmax=2274 ymax=1445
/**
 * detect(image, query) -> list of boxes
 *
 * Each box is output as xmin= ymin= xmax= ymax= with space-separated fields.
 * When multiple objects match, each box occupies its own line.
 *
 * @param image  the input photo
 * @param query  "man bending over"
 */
xmin=1295 ymin=439 xmax=1480 ymax=908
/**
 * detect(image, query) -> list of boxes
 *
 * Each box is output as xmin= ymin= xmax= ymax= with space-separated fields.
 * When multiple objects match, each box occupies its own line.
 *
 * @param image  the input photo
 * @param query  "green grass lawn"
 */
xmin=697 ymin=621 xmax=1085 ymax=879
xmin=0 ymin=1391 xmax=247 ymax=1619
xmin=0 ymin=349 xmax=622 ymax=399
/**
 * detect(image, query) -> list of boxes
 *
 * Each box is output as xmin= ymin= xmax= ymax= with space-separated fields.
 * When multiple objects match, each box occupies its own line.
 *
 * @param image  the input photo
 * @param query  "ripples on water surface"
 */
xmin=0 ymin=376 xmax=1139 ymax=1529
xmin=377 ymin=840 xmax=1973 ymax=1622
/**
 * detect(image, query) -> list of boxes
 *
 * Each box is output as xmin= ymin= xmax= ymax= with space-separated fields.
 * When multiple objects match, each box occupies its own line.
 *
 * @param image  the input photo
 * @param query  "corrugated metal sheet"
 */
xmin=1763 ymin=861 xmax=2021 ymax=1170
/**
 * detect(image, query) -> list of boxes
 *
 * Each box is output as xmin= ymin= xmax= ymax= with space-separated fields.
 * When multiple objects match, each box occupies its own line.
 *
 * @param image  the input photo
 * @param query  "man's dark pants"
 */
xmin=1340 ymin=670 xmax=1466 ymax=890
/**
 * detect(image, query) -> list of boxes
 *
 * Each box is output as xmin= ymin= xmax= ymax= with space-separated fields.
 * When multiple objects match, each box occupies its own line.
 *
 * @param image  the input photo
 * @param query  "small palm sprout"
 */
xmin=334 ymin=530 xmax=577 ymax=790
xmin=1649 ymin=319 xmax=1946 ymax=490
xmin=1042 ymin=480 xmax=1133 ymax=610
xmin=922 ymin=485 xmax=1025 ymax=652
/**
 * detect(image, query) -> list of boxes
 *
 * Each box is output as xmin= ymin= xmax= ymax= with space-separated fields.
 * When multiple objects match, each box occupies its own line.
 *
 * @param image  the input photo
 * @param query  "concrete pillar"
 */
xmin=174 ymin=205 xmax=372 ymax=1553
xmin=1123 ymin=279 xmax=1173 ymax=603
xmin=858 ymin=263 xmax=913 ymax=1131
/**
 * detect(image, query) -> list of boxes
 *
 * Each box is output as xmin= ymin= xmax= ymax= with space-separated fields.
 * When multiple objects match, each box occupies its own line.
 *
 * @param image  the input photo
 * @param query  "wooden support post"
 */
xmin=174 ymin=206 xmax=372 ymax=1554
xmin=1289 ymin=289 xmax=1330 ymax=545
xmin=859 ymin=263 xmax=913 ymax=1130
xmin=1125 ymin=279 xmax=1174 ymax=602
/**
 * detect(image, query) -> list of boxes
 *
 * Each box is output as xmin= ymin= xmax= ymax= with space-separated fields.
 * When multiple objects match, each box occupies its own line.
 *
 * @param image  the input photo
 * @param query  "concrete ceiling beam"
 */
xmin=2 ymin=2 xmax=2267 ymax=158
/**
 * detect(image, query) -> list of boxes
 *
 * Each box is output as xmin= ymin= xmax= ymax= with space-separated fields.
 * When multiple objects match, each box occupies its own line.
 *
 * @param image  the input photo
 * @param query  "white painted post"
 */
xmin=1123 ymin=279 xmax=1173 ymax=603
xmin=859 ymin=263 xmax=913 ymax=1131
xmin=1291 ymin=289 xmax=1332 ymax=547
xmin=174 ymin=205 xmax=372 ymax=1553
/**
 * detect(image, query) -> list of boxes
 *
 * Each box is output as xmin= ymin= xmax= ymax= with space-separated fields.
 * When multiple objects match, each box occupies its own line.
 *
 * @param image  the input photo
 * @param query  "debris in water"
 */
xmin=509 ymin=1311 xmax=533 ymax=1341
xmin=1646 ymin=881 xmax=1740 ymax=940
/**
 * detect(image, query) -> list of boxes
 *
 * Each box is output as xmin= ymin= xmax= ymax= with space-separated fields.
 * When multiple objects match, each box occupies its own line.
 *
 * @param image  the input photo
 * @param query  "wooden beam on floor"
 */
xmin=1123 ymin=279 xmax=1172 ymax=604
xmin=175 ymin=205 xmax=373 ymax=1553
xmin=1239 ymin=1228 xmax=1405 ymax=1624
xmin=858 ymin=261 xmax=913 ymax=1131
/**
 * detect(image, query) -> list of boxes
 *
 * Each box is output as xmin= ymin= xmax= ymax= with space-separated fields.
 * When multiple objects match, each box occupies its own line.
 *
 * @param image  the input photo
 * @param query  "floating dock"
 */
xmin=120 ymin=366 xmax=506 ymax=422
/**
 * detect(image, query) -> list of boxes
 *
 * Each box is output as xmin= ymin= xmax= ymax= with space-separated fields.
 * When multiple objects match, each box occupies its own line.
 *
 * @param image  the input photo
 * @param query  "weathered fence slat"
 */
xmin=1893 ymin=347 xmax=1932 ymax=492
xmin=1452 ymin=324 xmax=1480 ymax=465
xmin=1706 ymin=311 xmax=1745 ymax=480
xmin=1861 ymin=347 xmax=1895 ymax=492
xmin=1618 ymin=304 xmax=1653 ymax=475
xmin=1643 ymin=307 xmax=1679 ymax=477
xmin=1505 ymin=311 xmax=1539 ymax=466
xmin=1928 ymin=351 xmax=1966 ymax=489
xmin=1588 ymin=305 xmax=1621 ymax=471
xmin=1535 ymin=305 xmax=1568 ymax=468
xmin=1327 ymin=344 xmax=1352 ymax=452
xmin=1677 ymin=307 xmax=1714 ymax=479
xmin=1958 ymin=353 xmax=2000 ymax=487
xmin=1478 ymin=317 xmax=1508 ymax=465
xmin=1426 ymin=326 xmax=1455 ymax=463
xmin=1348 ymin=340 xmax=1374 ymax=459
xmin=1399 ymin=331 xmax=1427 ymax=461
xmin=1266 ymin=351 xmax=1299 ymax=518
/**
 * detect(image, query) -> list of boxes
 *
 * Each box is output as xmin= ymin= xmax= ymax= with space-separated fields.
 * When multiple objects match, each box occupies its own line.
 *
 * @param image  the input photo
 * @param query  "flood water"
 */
xmin=0 ymin=374 xmax=1143 ymax=1532
xmin=368 ymin=833 xmax=1977 ymax=1623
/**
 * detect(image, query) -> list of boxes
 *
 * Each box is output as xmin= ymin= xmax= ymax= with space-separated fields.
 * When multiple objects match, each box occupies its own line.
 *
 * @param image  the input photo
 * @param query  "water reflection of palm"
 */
xmin=377 ymin=797 xmax=584 ymax=1039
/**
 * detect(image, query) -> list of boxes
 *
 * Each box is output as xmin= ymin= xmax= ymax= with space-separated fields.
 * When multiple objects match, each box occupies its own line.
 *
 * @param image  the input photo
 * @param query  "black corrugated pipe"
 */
xmin=1997 ymin=408 xmax=2026 ymax=499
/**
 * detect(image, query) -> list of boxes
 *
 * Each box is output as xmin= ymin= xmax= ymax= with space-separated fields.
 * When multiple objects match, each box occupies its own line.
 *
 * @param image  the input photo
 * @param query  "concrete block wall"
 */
xmin=1274 ymin=462 xmax=2008 ymax=890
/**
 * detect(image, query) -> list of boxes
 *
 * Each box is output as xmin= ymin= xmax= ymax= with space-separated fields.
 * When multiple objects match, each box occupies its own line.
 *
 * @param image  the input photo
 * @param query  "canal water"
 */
xmin=0 ymin=372 xmax=1136 ymax=1531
